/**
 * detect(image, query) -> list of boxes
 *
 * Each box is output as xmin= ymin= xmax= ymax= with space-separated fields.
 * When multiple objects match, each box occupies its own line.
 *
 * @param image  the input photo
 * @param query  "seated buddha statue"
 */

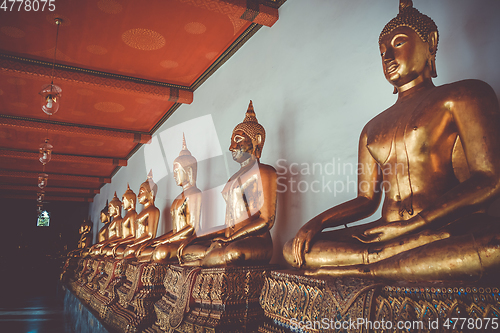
xmin=134 ymin=135 xmax=202 ymax=263
xmin=68 ymin=218 xmax=93 ymax=257
xmin=180 ymin=101 xmax=278 ymax=267
xmin=77 ymin=218 xmax=93 ymax=248
xmin=283 ymin=0 xmax=500 ymax=282
xmin=104 ymin=184 xmax=137 ymax=258
xmin=122 ymin=171 xmax=160 ymax=260
xmin=89 ymin=192 xmax=122 ymax=257
xmin=97 ymin=201 xmax=110 ymax=243
xmin=85 ymin=201 xmax=110 ymax=257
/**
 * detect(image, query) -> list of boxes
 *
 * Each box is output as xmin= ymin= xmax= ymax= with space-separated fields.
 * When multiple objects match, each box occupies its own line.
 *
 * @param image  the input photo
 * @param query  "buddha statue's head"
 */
xmin=100 ymin=200 xmax=110 ymax=224
xmin=138 ymin=170 xmax=157 ymax=205
xmin=173 ymin=133 xmax=197 ymax=188
xmin=109 ymin=192 xmax=122 ymax=217
xmin=379 ymin=0 xmax=439 ymax=91
xmin=231 ymin=101 xmax=266 ymax=162
xmin=122 ymin=183 xmax=136 ymax=210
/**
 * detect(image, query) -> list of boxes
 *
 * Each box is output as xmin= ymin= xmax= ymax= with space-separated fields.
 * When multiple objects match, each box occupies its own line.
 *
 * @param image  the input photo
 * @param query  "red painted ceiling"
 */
xmin=0 ymin=0 xmax=281 ymax=203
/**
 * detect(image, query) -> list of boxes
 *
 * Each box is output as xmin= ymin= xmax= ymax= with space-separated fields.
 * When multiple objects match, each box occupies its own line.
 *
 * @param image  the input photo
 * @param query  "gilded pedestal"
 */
xmin=78 ymin=259 xmax=106 ymax=305
xmin=258 ymin=270 xmax=500 ymax=333
xmin=69 ymin=257 xmax=95 ymax=296
xmin=89 ymin=258 xmax=128 ymax=319
xmin=258 ymin=271 xmax=381 ymax=333
xmin=105 ymin=261 xmax=167 ymax=332
xmin=60 ymin=256 xmax=80 ymax=283
xmin=148 ymin=265 xmax=274 ymax=333
xmin=374 ymin=283 xmax=500 ymax=333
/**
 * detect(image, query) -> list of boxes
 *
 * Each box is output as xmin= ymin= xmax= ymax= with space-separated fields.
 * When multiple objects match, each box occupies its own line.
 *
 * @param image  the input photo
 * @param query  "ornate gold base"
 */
xmin=104 ymin=261 xmax=167 ymax=333
xmin=258 ymin=270 xmax=500 ymax=333
xmin=60 ymin=256 xmax=80 ymax=282
xmin=148 ymin=264 xmax=275 ymax=333
xmin=374 ymin=283 xmax=500 ymax=333
xmin=78 ymin=259 xmax=106 ymax=305
xmin=259 ymin=270 xmax=380 ymax=333
xmin=89 ymin=259 xmax=128 ymax=319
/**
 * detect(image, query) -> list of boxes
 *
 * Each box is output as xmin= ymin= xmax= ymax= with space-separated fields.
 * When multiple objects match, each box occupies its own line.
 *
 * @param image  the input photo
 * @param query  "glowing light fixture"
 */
xmin=39 ymin=138 xmax=53 ymax=165
xmin=37 ymin=191 xmax=45 ymax=203
xmin=39 ymin=18 xmax=63 ymax=115
xmin=38 ymin=173 xmax=49 ymax=189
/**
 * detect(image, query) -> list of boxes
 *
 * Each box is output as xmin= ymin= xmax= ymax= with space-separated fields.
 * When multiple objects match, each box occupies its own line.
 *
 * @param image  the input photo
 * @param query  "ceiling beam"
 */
xmin=0 ymin=115 xmax=151 ymax=144
xmin=0 ymin=149 xmax=127 ymax=166
xmin=0 ymin=184 xmax=99 ymax=195
xmin=0 ymin=193 xmax=93 ymax=202
xmin=180 ymin=0 xmax=279 ymax=27
xmin=0 ymin=54 xmax=193 ymax=104
xmin=0 ymin=170 xmax=111 ymax=183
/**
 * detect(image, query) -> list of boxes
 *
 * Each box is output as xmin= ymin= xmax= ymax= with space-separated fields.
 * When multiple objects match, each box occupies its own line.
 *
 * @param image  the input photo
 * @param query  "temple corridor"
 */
xmin=0 ymin=256 xmax=71 ymax=333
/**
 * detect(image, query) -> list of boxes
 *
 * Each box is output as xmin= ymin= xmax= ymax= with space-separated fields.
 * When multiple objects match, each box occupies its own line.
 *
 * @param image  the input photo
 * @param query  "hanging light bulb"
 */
xmin=39 ymin=84 xmax=62 ymax=115
xmin=37 ymin=191 xmax=45 ymax=203
xmin=38 ymin=173 xmax=49 ymax=189
xmin=40 ymin=18 xmax=63 ymax=115
xmin=39 ymin=138 xmax=54 ymax=165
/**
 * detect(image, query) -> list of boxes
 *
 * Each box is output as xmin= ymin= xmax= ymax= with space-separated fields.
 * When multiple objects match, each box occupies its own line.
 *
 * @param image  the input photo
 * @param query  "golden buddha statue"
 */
xmin=180 ymin=101 xmax=278 ymax=267
xmin=122 ymin=171 xmax=160 ymax=260
xmin=77 ymin=218 xmax=93 ymax=249
xmin=68 ymin=218 xmax=93 ymax=257
xmin=133 ymin=135 xmax=202 ymax=263
xmin=86 ymin=201 xmax=111 ymax=257
xmin=105 ymin=184 xmax=137 ymax=258
xmin=283 ymin=0 xmax=500 ymax=282
xmin=89 ymin=192 xmax=122 ymax=257
xmin=97 ymin=201 xmax=110 ymax=243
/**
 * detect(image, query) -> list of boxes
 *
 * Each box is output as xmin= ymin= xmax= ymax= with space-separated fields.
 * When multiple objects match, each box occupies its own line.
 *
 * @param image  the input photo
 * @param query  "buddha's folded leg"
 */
xmin=307 ymin=231 xmax=500 ymax=282
xmin=201 ymin=233 xmax=273 ymax=267
xmin=151 ymin=243 xmax=179 ymax=263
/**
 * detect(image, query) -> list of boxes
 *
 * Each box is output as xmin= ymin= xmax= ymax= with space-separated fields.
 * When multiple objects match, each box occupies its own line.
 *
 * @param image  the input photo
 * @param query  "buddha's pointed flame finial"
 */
xmin=179 ymin=133 xmax=192 ymax=157
xmin=243 ymin=100 xmax=257 ymax=122
xmin=399 ymin=0 xmax=413 ymax=13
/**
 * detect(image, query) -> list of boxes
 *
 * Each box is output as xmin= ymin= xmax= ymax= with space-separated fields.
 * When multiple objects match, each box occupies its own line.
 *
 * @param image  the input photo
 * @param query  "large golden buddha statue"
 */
xmin=283 ymin=0 xmax=500 ymax=282
xmin=123 ymin=171 xmax=160 ymax=260
xmin=106 ymin=184 xmax=137 ymax=258
xmin=180 ymin=101 xmax=278 ymax=267
xmin=133 ymin=135 xmax=202 ymax=263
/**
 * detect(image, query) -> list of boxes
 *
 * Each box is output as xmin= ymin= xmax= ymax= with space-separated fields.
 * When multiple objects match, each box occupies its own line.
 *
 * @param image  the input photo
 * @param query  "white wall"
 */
xmin=89 ymin=0 xmax=500 ymax=266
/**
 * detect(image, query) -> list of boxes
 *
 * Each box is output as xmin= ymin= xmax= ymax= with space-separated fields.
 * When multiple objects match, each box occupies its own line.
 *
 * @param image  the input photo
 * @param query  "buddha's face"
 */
xmin=100 ymin=211 xmax=108 ymax=223
xmin=122 ymin=195 xmax=132 ymax=210
xmin=109 ymin=203 xmax=120 ymax=217
xmin=138 ymin=184 xmax=153 ymax=205
xmin=379 ymin=26 xmax=431 ymax=88
xmin=230 ymin=130 xmax=253 ymax=163
xmin=173 ymin=162 xmax=189 ymax=187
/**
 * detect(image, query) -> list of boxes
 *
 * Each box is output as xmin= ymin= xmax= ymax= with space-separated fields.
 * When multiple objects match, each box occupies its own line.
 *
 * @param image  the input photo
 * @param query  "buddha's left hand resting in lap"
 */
xmin=180 ymin=101 xmax=278 ymax=267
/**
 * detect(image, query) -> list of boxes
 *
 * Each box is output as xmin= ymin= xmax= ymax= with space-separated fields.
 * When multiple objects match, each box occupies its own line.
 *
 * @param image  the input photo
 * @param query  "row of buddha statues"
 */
xmin=82 ymin=101 xmax=277 ymax=269
xmin=72 ymin=0 xmax=500 ymax=283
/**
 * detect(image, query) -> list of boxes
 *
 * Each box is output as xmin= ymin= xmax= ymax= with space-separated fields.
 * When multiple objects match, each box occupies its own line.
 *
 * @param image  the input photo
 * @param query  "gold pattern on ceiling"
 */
xmin=121 ymin=29 xmax=166 ymax=51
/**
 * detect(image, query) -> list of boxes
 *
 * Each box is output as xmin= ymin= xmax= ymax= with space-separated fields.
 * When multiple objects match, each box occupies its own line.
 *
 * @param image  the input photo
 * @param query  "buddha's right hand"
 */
xmin=292 ymin=218 xmax=322 ymax=268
